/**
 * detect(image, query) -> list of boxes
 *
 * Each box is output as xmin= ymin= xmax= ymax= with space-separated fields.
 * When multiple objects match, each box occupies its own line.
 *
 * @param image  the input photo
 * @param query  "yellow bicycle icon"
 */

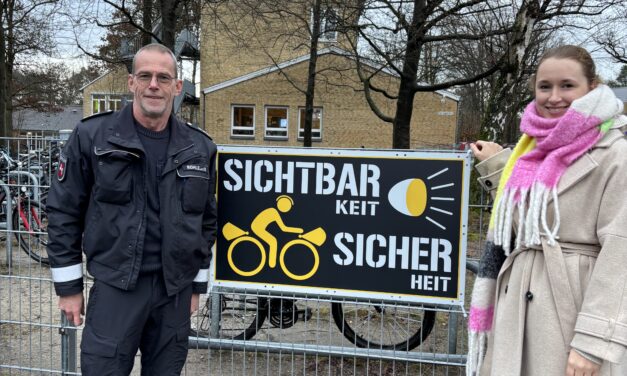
xmin=222 ymin=222 xmax=326 ymax=281
xmin=222 ymin=195 xmax=326 ymax=281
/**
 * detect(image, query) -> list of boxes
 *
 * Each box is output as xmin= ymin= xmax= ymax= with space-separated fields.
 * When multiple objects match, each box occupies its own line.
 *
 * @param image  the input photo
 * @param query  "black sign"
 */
xmin=214 ymin=147 xmax=470 ymax=305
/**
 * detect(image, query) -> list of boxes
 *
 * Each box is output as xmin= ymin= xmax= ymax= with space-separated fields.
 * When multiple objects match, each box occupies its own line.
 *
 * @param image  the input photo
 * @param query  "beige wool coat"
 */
xmin=474 ymin=122 xmax=627 ymax=376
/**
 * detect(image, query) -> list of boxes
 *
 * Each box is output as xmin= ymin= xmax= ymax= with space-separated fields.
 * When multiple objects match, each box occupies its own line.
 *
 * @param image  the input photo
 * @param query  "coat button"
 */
xmin=504 ymin=285 xmax=508 ymax=294
xmin=485 ymin=180 xmax=492 ymax=187
xmin=526 ymin=291 xmax=533 ymax=301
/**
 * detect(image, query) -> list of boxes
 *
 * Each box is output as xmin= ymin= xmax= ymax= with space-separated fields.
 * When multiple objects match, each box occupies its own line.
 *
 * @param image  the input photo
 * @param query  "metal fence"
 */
xmin=0 ymin=137 xmax=491 ymax=375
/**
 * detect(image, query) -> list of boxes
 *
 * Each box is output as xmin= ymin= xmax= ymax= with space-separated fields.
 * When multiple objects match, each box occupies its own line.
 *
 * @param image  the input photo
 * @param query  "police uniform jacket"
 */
xmin=47 ymin=105 xmax=217 ymax=297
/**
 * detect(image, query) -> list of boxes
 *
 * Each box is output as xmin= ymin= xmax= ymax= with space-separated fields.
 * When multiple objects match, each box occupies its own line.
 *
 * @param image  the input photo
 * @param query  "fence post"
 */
xmin=448 ymin=311 xmax=459 ymax=354
xmin=60 ymin=313 xmax=78 ymax=375
xmin=210 ymin=291 xmax=221 ymax=337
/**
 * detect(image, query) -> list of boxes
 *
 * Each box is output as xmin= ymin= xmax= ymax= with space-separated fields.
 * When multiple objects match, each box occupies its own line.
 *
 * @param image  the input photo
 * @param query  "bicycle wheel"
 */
xmin=191 ymin=293 xmax=268 ymax=340
xmin=13 ymin=199 xmax=49 ymax=264
xmin=331 ymin=301 xmax=435 ymax=351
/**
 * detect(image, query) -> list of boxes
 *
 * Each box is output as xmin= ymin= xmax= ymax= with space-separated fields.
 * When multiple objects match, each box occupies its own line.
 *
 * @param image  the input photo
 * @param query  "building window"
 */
xmin=91 ymin=94 xmax=125 ymax=114
xmin=231 ymin=105 xmax=255 ymax=138
xmin=265 ymin=106 xmax=288 ymax=139
xmin=298 ymin=107 xmax=323 ymax=141
xmin=319 ymin=8 xmax=338 ymax=42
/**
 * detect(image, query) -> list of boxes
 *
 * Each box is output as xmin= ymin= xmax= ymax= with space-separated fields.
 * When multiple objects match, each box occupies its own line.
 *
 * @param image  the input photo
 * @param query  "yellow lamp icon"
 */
xmin=388 ymin=178 xmax=428 ymax=217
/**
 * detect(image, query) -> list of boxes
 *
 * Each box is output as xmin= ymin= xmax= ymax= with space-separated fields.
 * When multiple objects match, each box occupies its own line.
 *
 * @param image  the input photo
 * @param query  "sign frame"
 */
xmin=212 ymin=145 xmax=472 ymax=307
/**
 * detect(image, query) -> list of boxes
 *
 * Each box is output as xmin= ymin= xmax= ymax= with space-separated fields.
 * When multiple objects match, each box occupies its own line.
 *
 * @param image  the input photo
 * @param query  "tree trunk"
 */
xmin=303 ymin=0 xmax=321 ymax=148
xmin=6 ymin=0 xmax=14 ymax=136
xmin=160 ymin=0 xmax=177 ymax=51
xmin=392 ymin=0 xmax=425 ymax=149
xmin=142 ymin=0 xmax=153 ymax=46
xmin=479 ymin=0 xmax=539 ymax=143
xmin=0 ymin=2 xmax=7 ymax=138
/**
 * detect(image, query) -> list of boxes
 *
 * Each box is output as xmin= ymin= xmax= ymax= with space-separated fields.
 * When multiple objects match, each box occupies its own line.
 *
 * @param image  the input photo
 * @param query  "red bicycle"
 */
xmin=0 ymin=150 xmax=48 ymax=264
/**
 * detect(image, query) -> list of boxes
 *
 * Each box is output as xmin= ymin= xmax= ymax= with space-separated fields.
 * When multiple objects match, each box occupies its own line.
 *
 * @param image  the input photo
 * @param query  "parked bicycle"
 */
xmin=0 ymin=149 xmax=49 ymax=264
xmin=191 ymin=260 xmax=481 ymax=350
xmin=192 ymin=292 xmax=436 ymax=351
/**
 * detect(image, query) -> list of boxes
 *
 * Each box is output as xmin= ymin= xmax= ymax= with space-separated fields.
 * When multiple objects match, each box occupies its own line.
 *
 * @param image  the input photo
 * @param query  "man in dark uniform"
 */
xmin=46 ymin=43 xmax=217 ymax=375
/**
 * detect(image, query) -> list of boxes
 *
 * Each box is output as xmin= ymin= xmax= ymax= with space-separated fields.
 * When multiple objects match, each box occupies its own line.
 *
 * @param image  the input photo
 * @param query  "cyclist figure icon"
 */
xmin=251 ymin=195 xmax=303 ymax=268
xmin=222 ymin=195 xmax=326 ymax=280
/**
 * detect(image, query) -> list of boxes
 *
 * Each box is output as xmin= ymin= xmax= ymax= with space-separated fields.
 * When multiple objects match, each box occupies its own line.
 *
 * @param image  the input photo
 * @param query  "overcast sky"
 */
xmin=39 ymin=0 xmax=625 ymax=82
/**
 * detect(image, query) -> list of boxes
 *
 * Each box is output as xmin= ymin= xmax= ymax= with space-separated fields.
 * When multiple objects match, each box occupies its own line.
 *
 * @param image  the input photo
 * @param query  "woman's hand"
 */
xmin=566 ymin=349 xmax=600 ymax=376
xmin=469 ymin=141 xmax=503 ymax=162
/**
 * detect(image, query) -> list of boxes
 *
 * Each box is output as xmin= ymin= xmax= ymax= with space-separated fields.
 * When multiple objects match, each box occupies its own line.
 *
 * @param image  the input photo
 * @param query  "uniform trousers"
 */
xmin=80 ymin=272 xmax=192 ymax=376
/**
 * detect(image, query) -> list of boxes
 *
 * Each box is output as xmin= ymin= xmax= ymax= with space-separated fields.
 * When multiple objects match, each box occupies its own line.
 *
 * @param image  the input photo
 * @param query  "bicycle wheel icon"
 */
xmin=280 ymin=240 xmax=317 ymax=280
xmin=223 ymin=223 xmax=325 ymax=281
xmin=227 ymin=236 xmax=266 ymax=277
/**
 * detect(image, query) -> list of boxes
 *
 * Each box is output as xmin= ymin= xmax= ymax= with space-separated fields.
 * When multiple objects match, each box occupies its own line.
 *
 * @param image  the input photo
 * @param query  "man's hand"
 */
xmin=191 ymin=293 xmax=200 ymax=316
xmin=470 ymin=141 xmax=503 ymax=162
xmin=566 ymin=349 xmax=600 ymax=376
xmin=59 ymin=293 xmax=84 ymax=326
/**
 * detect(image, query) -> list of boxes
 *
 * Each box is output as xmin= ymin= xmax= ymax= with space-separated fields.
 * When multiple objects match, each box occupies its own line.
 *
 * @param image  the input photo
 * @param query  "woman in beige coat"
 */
xmin=466 ymin=46 xmax=627 ymax=376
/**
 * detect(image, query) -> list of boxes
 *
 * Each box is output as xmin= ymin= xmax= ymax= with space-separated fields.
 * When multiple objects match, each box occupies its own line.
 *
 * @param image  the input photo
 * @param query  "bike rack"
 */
xmin=8 ymin=171 xmax=41 ymax=202
xmin=0 ymin=171 xmax=41 ymax=267
xmin=0 ymin=180 xmax=12 ymax=267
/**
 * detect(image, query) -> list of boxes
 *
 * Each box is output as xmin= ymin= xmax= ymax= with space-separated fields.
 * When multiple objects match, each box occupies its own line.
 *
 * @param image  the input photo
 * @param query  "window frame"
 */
xmin=264 ymin=105 xmax=289 ymax=140
xmin=91 ymin=93 xmax=126 ymax=114
xmin=230 ymin=104 xmax=256 ymax=139
xmin=317 ymin=7 xmax=338 ymax=42
xmin=297 ymin=107 xmax=323 ymax=141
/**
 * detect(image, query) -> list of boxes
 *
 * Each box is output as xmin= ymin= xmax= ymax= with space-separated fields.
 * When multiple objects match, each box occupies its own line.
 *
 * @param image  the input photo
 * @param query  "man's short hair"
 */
xmin=132 ymin=43 xmax=178 ymax=78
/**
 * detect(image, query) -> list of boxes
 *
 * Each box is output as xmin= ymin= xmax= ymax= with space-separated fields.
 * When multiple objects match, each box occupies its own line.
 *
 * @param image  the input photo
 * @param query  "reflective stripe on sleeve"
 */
xmin=50 ymin=264 xmax=83 ymax=282
xmin=193 ymin=268 xmax=209 ymax=283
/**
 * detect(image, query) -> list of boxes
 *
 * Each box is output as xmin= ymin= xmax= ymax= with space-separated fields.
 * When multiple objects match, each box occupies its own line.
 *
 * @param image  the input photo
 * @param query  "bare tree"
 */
xmin=205 ymin=0 xmax=359 ymax=147
xmin=339 ymin=0 xmax=623 ymax=148
xmin=339 ymin=0 xmax=511 ymax=148
xmin=481 ymin=1 xmax=624 ymax=142
xmin=593 ymin=3 xmax=627 ymax=64
xmin=66 ymin=0 xmax=200 ymax=66
xmin=0 ymin=0 xmax=59 ymax=137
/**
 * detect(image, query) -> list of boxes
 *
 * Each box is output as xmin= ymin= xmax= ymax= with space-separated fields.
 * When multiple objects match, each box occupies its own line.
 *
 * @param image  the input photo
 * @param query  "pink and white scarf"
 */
xmin=493 ymin=84 xmax=624 ymax=253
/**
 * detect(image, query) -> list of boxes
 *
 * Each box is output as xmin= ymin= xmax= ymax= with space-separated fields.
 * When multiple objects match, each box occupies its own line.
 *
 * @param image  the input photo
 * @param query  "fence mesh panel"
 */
xmin=0 ymin=138 xmax=489 ymax=375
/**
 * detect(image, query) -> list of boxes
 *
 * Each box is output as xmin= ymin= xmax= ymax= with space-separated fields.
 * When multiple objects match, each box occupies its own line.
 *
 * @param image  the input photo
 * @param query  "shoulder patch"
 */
xmin=57 ymin=151 xmax=68 ymax=182
xmin=185 ymin=122 xmax=213 ymax=140
xmin=81 ymin=110 xmax=114 ymax=123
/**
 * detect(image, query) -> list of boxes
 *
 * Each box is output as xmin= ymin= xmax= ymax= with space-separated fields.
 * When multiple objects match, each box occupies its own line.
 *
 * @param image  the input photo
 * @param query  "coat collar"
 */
xmin=105 ymin=104 xmax=195 ymax=156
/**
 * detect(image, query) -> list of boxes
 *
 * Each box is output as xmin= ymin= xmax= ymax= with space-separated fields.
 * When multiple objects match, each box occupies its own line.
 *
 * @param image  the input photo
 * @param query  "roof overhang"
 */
xmin=201 ymin=46 xmax=460 ymax=102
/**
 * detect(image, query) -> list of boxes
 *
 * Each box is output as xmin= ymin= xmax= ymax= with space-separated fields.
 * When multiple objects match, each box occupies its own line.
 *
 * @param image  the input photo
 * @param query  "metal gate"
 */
xmin=0 ymin=137 xmax=489 ymax=375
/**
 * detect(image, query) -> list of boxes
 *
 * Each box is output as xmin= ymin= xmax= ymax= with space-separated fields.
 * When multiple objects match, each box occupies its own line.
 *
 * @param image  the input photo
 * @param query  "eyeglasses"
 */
xmin=134 ymin=72 xmax=175 ymax=85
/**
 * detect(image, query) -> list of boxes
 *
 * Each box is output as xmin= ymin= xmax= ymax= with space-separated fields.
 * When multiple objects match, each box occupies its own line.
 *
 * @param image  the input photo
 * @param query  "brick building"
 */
xmin=199 ymin=1 xmax=459 ymax=149
xmin=80 ymin=66 xmax=131 ymax=117
xmin=201 ymin=47 xmax=459 ymax=149
xmin=80 ymin=1 xmax=460 ymax=149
